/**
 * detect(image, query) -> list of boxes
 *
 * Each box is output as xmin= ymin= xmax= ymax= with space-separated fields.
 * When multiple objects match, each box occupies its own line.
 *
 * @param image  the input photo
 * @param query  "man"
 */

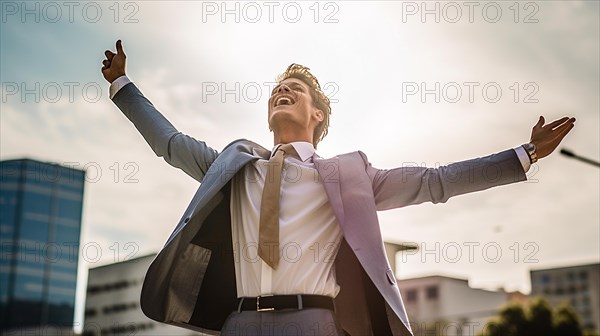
xmin=101 ymin=40 xmax=575 ymax=335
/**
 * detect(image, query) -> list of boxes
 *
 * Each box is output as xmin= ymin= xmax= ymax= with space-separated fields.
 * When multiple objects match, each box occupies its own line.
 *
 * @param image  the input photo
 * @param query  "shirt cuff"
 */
xmin=513 ymin=145 xmax=531 ymax=173
xmin=109 ymin=75 xmax=131 ymax=99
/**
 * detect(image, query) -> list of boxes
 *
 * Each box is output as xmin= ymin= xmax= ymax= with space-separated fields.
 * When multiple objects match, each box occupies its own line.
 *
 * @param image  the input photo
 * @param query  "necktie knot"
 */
xmin=275 ymin=143 xmax=296 ymax=159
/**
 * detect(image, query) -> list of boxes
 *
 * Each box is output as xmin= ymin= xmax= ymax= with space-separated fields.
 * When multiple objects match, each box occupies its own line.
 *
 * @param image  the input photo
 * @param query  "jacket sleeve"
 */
xmin=362 ymin=149 xmax=528 ymax=211
xmin=112 ymin=82 xmax=219 ymax=182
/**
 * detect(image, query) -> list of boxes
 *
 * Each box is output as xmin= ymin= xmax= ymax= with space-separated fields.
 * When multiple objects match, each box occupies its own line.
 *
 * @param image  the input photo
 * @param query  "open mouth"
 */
xmin=274 ymin=95 xmax=295 ymax=107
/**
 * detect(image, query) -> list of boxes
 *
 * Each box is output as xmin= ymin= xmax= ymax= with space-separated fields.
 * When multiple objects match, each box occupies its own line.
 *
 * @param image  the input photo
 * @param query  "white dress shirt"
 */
xmin=230 ymin=142 xmax=343 ymax=298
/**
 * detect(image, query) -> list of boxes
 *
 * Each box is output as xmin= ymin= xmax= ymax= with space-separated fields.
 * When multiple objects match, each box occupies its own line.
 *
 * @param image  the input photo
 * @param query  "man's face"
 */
xmin=268 ymin=78 xmax=322 ymax=135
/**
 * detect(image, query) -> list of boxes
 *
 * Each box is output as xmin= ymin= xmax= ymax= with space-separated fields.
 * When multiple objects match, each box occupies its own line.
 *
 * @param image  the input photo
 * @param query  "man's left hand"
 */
xmin=530 ymin=116 xmax=576 ymax=160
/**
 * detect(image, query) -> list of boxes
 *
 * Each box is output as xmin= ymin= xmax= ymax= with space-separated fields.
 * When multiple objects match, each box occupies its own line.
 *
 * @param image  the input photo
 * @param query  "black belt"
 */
xmin=237 ymin=294 xmax=335 ymax=312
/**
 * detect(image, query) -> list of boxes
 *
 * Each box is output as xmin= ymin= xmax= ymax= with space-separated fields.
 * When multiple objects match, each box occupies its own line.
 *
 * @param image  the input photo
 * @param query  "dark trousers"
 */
xmin=220 ymin=308 xmax=346 ymax=336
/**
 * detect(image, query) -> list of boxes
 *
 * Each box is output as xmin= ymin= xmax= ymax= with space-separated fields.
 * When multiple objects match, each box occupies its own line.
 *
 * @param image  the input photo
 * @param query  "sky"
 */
xmin=1 ymin=0 xmax=599 ymax=330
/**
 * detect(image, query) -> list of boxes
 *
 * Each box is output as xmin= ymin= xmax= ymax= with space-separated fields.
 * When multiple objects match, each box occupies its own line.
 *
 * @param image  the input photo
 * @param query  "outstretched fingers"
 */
xmin=553 ymin=121 xmax=575 ymax=141
xmin=544 ymin=116 xmax=571 ymax=130
xmin=550 ymin=118 xmax=576 ymax=135
xmin=530 ymin=116 xmax=576 ymax=159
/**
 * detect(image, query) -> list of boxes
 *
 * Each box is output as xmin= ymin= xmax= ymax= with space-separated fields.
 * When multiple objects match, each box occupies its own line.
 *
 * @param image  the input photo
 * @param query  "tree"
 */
xmin=477 ymin=297 xmax=585 ymax=336
xmin=529 ymin=297 xmax=554 ymax=336
xmin=554 ymin=302 xmax=584 ymax=336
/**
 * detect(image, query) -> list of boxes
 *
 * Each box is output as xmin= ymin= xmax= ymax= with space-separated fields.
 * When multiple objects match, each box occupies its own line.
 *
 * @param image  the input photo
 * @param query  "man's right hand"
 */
xmin=102 ymin=40 xmax=126 ymax=83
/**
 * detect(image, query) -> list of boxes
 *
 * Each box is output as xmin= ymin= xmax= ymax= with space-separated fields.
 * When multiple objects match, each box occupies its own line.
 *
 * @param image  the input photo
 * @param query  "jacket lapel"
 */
xmin=168 ymin=140 xmax=269 ymax=244
xmin=190 ymin=141 xmax=269 ymax=217
xmin=314 ymin=154 xmax=345 ymax=226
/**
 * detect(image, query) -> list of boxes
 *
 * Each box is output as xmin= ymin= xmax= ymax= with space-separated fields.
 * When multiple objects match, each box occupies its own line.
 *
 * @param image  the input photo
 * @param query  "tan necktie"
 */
xmin=258 ymin=143 xmax=296 ymax=269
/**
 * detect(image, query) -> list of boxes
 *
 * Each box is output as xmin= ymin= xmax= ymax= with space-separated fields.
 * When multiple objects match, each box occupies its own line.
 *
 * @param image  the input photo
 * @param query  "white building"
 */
xmin=530 ymin=262 xmax=600 ymax=333
xmin=83 ymin=254 xmax=204 ymax=336
xmin=397 ymin=275 xmax=510 ymax=336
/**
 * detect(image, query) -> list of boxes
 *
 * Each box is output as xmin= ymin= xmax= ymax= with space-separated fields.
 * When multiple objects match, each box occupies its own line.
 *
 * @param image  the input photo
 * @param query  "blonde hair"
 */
xmin=276 ymin=64 xmax=331 ymax=147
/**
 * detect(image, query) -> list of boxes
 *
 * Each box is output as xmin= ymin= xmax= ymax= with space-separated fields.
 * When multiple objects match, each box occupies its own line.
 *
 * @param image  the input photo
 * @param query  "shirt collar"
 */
xmin=272 ymin=141 xmax=315 ymax=162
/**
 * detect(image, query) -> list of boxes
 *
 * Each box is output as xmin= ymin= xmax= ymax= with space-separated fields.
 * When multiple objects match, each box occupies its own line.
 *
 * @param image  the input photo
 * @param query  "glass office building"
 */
xmin=1 ymin=159 xmax=85 ymax=331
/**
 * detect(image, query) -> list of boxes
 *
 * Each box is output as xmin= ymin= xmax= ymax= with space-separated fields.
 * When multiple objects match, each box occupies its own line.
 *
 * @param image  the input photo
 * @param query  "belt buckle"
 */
xmin=256 ymin=295 xmax=274 ymax=312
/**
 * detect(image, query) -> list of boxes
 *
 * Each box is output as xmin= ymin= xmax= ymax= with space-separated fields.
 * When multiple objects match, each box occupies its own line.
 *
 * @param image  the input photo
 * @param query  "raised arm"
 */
xmin=101 ymin=40 xmax=218 ymax=182
xmin=367 ymin=148 xmax=526 ymax=210
xmin=367 ymin=116 xmax=576 ymax=210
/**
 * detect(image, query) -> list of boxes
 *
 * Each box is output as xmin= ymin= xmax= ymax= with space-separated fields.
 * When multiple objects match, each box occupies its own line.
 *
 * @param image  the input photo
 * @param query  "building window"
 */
xmin=426 ymin=286 xmax=438 ymax=300
xmin=101 ymin=322 xmax=155 ymax=335
xmin=581 ymin=297 xmax=590 ymax=307
xmin=406 ymin=289 xmax=417 ymax=303
xmin=87 ymin=280 xmax=134 ymax=295
xmin=542 ymin=274 xmax=551 ymax=284
xmin=579 ymin=271 xmax=588 ymax=280
xmin=102 ymin=302 xmax=138 ymax=314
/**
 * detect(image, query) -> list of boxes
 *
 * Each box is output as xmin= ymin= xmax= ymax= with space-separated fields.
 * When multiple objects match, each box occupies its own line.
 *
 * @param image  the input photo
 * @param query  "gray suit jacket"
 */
xmin=112 ymin=82 xmax=527 ymax=335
